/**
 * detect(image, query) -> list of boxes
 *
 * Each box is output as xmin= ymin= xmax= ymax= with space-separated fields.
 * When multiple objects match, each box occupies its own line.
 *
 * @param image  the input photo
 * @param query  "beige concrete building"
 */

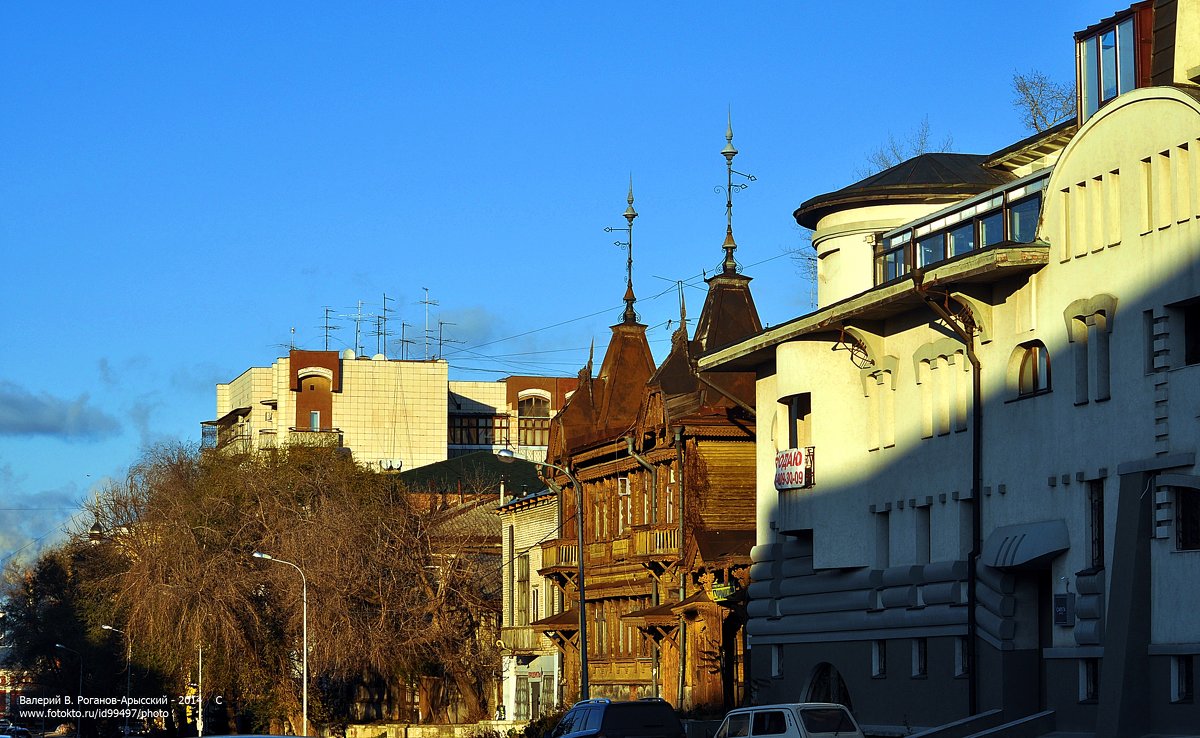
xmin=701 ymin=2 xmax=1200 ymax=735
xmin=204 ymin=349 xmax=575 ymax=472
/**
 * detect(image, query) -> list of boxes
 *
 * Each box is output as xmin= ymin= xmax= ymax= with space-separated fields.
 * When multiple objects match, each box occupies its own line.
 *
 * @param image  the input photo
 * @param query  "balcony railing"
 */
xmin=540 ymin=540 xmax=578 ymax=570
xmin=632 ymin=525 xmax=680 ymax=560
xmin=287 ymin=428 xmax=344 ymax=447
xmin=500 ymin=626 xmax=554 ymax=653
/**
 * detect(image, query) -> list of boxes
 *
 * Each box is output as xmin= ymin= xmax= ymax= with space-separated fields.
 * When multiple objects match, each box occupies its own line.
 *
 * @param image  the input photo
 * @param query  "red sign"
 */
xmin=774 ymin=447 xmax=815 ymax=490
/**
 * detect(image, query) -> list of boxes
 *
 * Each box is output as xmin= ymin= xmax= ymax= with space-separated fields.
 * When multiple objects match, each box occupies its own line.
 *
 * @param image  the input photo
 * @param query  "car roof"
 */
xmin=725 ymin=703 xmax=849 ymax=712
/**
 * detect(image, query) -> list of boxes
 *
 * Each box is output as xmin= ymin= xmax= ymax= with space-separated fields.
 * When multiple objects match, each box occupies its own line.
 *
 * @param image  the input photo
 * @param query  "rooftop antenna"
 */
xmin=381 ymin=293 xmax=395 ymax=358
xmin=437 ymin=320 xmax=462 ymax=359
xmin=398 ymin=321 xmax=415 ymax=360
xmin=321 ymin=307 xmax=341 ymax=351
xmin=420 ymin=288 xmax=439 ymax=360
xmin=717 ymin=109 xmax=755 ymax=275
xmin=604 ymin=175 xmax=639 ymax=324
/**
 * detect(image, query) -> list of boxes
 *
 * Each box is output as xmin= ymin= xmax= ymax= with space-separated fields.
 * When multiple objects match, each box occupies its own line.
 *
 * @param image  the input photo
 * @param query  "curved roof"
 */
xmin=793 ymin=152 xmax=1015 ymax=229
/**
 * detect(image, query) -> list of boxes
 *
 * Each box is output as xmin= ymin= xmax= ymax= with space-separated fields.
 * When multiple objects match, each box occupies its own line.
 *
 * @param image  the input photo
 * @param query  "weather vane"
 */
xmin=604 ymin=176 xmax=639 ymax=323
xmin=715 ymin=111 xmax=755 ymax=274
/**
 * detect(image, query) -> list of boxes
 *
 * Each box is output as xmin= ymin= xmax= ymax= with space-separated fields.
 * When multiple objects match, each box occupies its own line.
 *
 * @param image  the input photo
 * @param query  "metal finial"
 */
xmin=605 ymin=177 xmax=639 ymax=324
xmin=716 ymin=110 xmax=754 ymax=276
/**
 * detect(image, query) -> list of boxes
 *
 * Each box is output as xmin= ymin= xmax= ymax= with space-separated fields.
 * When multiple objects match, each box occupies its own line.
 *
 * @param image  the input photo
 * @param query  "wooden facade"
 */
xmin=536 ymin=232 xmax=762 ymax=713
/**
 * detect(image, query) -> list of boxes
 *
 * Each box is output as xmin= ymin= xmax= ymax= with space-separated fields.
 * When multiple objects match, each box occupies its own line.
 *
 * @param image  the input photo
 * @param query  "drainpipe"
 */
xmin=625 ymin=436 xmax=660 ymax=698
xmin=913 ymin=270 xmax=982 ymax=717
xmin=674 ymin=426 xmax=687 ymax=708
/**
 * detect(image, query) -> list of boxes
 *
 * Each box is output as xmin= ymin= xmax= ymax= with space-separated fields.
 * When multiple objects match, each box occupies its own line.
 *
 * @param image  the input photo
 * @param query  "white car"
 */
xmin=714 ymin=703 xmax=864 ymax=738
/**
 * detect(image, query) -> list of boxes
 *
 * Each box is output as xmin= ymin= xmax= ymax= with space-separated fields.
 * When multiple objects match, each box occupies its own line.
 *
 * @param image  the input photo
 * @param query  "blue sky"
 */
xmin=0 ymin=1 xmax=1118 ymax=563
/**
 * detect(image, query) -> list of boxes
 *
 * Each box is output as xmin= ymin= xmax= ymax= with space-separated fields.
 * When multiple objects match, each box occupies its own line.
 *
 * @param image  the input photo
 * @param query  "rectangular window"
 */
xmin=1184 ymin=302 xmax=1200 ymax=367
xmin=516 ymin=554 xmax=530 ymax=626
xmin=449 ymin=414 xmax=509 ymax=445
xmin=1080 ymin=658 xmax=1100 ymax=703
xmin=1009 ymin=194 xmax=1041 ymax=243
xmin=771 ymin=645 xmax=783 ymax=678
xmin=1178 ymin=488 xmax=1200 ymax=551
xmin=947 ymin=222 xmax=975 ymax=257
xmin=911 ymin=638 xmax=928 ymax=677
xmin=875 ymin=511 xmax=890 ymax=570
xmin=785 ymin=393 xmax=811 ymax=449
xmin=955 ymin=636 xmax=971 ymax=677
xmin=1089 ymin=480 xmax=1105 ymax=568
xmin=916 ymin=506 xmax=931 ymax=565
xmin=978 ymin=210 xmax=1005 ymax=248
xmin=872 ymin=640 xmax=887 ymax=678
xmin=917 ymin=233 xmax=944 ymax=267
xmin=309 ymin=410 xmax=320 ymax=431
xmin=1172 ymin=655 xmax=1195 ymax=703
xmin=875 ymin=234 xmax=909 ymax=285
xmin=1077 ymin=12 xmax=1143 ymax=122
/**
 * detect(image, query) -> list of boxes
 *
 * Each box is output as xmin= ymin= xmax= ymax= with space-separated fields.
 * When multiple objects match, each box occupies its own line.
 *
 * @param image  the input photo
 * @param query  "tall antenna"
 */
xmin=604 ymin=175 xmax=639 ymax=324
xmin=380 ymin=293 xmax=394 ymax=358
xmin=420 ymin=288 xmax=439 ymax=360
xmin=399 ymin=321 xmax=414 ymax=360
xmin=437 ymin=320 xmax=462 ymax=359
xmin=718 ymin=109 xmax=755 ymax=275
xmin=321 ymin=307 xmax=341 ymax=351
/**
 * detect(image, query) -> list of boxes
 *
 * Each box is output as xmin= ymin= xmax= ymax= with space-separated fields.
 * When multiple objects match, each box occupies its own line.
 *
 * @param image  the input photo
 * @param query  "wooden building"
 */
xmin=536 ymin=143 xmax=762 ymax=712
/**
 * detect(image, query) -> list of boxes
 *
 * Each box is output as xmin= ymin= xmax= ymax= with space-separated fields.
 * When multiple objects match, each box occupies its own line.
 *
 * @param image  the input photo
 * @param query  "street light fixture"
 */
xmin=495 ymin=448 xmax=589 ymax=699
xmin=55 ymin=643 xmax=83 ymax=736
xmin=252 ymin=552 xmax=308 ymax=736
xmin=101 ymin=625 xmax=132 ymax=736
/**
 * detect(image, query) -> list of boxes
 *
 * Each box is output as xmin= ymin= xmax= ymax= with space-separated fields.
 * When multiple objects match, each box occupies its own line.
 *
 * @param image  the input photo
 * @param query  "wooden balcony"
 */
xmin=538 ymin=539 xmax=578 ymax=586
xmin=500 ymin=626 xmax=553 ymax=655
xmin=589 ymin=657 xmax=655 ymax=685
xmin=631 ymin=525 xmax=681 ymax=576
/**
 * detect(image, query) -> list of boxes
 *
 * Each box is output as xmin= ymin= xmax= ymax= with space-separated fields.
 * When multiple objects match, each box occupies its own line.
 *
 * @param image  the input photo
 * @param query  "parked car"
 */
xmin=714 ymin=703 xmax=864 ymax=738
xmin=547 ymin=698 xmax=686 ymax=738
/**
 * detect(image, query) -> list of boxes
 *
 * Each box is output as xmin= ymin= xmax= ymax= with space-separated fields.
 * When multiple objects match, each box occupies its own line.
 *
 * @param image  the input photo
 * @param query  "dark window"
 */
xmin=979 ymin=210 xmax=1005 ymax=247
xmin=1174 ymin=655 xmax=1195 ymax=703
xmin=1178 ymin=488 xmax=1200 ymax=551
xmin=751 ymin=711 xmax=788 ymax=736
xmin=947 ymin=222 xmax=975 ymax=257
xmin=917 ymin=233 xmax=944 ymax=267
xmin=876 ymin=235 xmax=909 ymax=283
xmin=1184 ymin=302 xmax=1200 ymax=366
xmin=1089 ymin=480 xmax=1105 ymax=568
xmin=1009 ymin=194 xmax=1042 ymax=243
xmin=912 ymin=638 xmax=928 ymax=677
xmin=1018 ymin=342 xmax=1052 ymax=395
xmin=448 ymin=414 xmax=508 ymax=445
xmin=1081 ymin=658 xmax=1100 ymax=702
xmin=798 ymin=708 xmax=857 ymax=734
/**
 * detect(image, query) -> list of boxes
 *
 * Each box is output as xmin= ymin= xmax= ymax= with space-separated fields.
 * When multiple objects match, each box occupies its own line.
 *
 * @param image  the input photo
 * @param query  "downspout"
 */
xmin=544 ymin=476 xmax=568 ymax=707
xmin=673 ymin=426 xmax=687 ymax=708
xmin=913 ymin=270 xmax=982 ymax=717
xmin=625 ymin=436 xmax=660 ymax=698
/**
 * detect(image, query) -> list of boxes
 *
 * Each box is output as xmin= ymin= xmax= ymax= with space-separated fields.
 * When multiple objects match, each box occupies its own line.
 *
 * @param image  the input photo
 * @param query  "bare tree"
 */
xmin=1012 ymin=69 xmax=1075 ymax=132
xmin=859 ymin=115 xmax=954 ymax=177
xmin=73 ymin=442 xmax=501 ymax=731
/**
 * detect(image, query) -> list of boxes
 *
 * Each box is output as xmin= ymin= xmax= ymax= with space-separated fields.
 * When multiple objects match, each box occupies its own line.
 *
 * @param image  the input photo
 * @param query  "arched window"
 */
xmin=1018 ymin=341 xmax=1051 ymax=396
xmin=518 ymin=394 xmax=551 ymax=447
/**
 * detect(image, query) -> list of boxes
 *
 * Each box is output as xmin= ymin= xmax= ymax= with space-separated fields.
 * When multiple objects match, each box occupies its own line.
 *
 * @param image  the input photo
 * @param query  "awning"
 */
xmin=982 ymin=519 xmax=1070 ymax=570
xmin=532 ymin=609 xmax=580 ymax=633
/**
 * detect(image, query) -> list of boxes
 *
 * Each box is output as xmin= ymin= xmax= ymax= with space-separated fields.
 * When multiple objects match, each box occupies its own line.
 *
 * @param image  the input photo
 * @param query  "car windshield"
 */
xmin=798 ymin=707 xmax=856 ymax=734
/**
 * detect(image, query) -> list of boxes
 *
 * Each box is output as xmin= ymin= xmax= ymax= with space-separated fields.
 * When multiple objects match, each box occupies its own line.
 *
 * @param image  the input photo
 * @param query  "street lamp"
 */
xmin=101 ymin=625 xmax=132 ymax=736
xmin=55 ymin=643 xmax=82 ymax=736
xmin=495 ymin=448 xmax=588 ymax=699
xmin=252 ymin=552 xmax=308 ymax=736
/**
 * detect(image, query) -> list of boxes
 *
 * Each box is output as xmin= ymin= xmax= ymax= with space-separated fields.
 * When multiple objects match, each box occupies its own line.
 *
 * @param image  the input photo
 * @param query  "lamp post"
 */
xmin=54 ymin=643 xmax=82 ymax=736
xmin=101 ymin=626 xmax=132 ymax=736
xmin=252 ymin=552 xmax=308 ymax=736
xmin=496 ymin=448 xmax=588 ymax=699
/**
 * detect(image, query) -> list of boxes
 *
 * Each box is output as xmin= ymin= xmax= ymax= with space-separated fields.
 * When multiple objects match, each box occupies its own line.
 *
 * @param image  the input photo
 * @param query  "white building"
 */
xmin=700 ymin=2 xmax=1200 ymax=735
xmin=204 ymin=348 xmax=575 ymax=472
